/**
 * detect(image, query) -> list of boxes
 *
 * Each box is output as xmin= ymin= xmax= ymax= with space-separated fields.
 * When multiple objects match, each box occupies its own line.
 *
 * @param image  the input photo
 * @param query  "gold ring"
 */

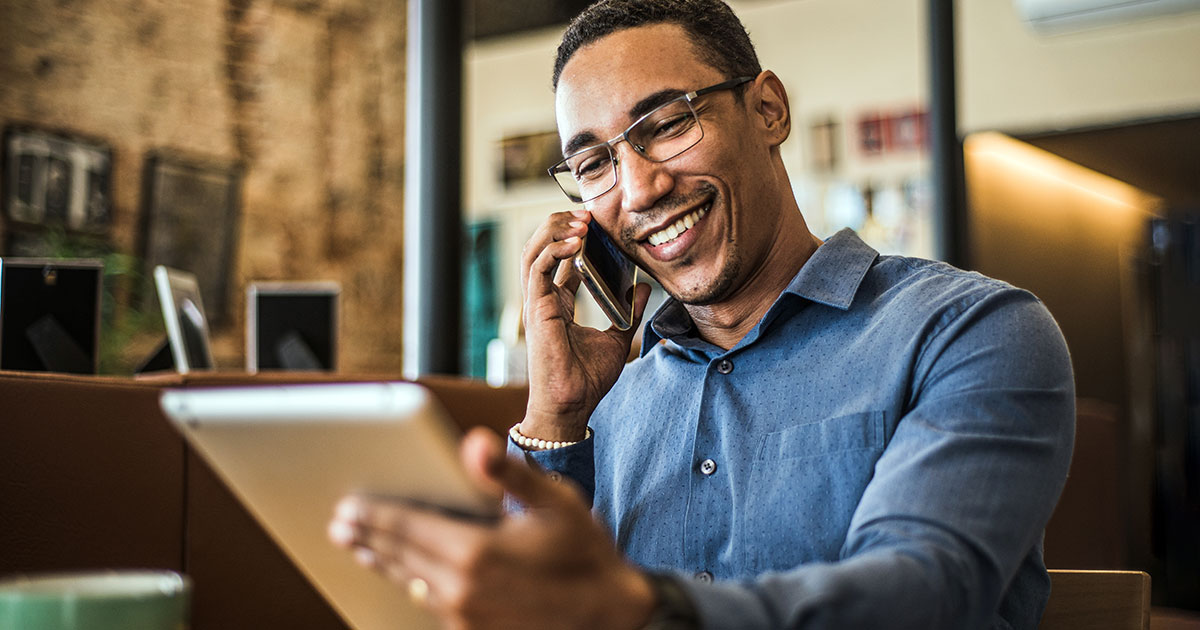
xmin=407 ymin=577 xmax=429 ymax=605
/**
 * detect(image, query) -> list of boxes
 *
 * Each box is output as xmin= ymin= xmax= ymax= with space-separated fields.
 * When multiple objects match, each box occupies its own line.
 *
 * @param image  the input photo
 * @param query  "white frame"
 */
xmin=154 ymin=265 xmax=215 ymax=374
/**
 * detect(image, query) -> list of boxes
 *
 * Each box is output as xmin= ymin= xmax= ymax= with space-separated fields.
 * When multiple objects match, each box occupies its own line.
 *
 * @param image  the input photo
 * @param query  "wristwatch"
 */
xmin=639 ymin=573 xmax=701 ymax=630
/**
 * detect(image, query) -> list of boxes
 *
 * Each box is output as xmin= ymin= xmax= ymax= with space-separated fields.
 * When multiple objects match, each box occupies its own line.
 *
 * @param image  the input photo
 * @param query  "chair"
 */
xmin=1039 ymin=570 xmax=1151 ymax=630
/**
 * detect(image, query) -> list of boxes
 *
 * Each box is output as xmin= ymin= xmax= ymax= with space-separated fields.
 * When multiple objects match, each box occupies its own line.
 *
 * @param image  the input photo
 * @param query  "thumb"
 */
xmin=460 ymin=426 xmax=567 ymax=510
xmin=610 ymin=282 xmax=653 ymax=343
xmin=631 ymin=282 xmax=653 ymax=324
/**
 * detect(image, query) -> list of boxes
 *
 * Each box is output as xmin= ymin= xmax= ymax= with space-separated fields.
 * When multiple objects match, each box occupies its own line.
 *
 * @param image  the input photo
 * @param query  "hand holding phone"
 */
xmin=518 ymin=211 xmax=647 ymax=440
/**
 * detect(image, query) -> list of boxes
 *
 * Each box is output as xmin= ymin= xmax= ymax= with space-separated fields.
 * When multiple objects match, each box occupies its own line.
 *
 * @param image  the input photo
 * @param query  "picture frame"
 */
xmin=140 ymin=151 xmax=241 ymax=326
xmin=857 ymin=113 xmax=886 ymax=157
xmin=3 ymin=126 xmax=113 ymax=234
xmin=500 ymin=130 xmax=561 ymax=188
xmin=154 ymin=265 xmax=216 ymax=374
xmin=809 ymin=117 xmax=839 ymax=172
xmin=246 ymin=281 xmax=340 ymax=372
xmin=0 ymin=257 xmax=103 ymax=374
xmin=886 ymin=109 xmax=929 ymax=153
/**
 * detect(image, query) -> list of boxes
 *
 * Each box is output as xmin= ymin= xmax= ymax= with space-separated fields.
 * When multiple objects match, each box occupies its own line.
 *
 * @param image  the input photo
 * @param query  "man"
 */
xmin=328 ymin=1 xmax=1075 ymax=628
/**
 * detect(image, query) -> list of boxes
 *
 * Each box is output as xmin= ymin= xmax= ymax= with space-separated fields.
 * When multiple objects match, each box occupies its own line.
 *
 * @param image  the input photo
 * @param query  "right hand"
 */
xmin=519 ymin=209 xmax=651 ymax=442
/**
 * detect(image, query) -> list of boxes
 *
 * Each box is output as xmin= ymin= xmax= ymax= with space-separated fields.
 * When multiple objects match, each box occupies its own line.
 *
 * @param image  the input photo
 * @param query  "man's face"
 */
xmin=555 ymin=23 xmax=781 ymax=306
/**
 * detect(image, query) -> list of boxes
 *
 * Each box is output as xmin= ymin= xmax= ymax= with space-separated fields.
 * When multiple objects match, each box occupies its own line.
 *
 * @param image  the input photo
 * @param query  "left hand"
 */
xmin=327 ymin=427 xmax=655 ymax=630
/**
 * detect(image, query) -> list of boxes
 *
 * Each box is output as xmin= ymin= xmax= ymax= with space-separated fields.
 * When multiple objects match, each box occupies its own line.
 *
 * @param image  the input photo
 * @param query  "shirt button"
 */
xmin=548 ymin=471 xmax=563 ymax=483
xmin=699 ymin=458 xmax=717 ymax=475
xmin=694 ymin=571 xmax=714 ymax=583
xmin=716 ymin=359 xmax=734 ymax=374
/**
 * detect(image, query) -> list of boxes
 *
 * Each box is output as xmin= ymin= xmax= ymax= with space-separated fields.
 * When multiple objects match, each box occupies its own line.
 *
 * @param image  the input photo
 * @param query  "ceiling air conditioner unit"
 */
xmin=1014 ymin=0 xmax=1200 ymax=32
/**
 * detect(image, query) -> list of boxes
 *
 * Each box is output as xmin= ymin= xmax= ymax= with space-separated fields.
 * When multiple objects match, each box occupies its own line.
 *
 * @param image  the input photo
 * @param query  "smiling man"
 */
xmin=329 ymin=1 xmax=1076 ymax=628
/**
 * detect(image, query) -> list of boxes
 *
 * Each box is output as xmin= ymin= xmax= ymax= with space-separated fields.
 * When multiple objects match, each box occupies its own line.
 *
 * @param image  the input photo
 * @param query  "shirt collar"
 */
xmin=782 ymin=228 xmax=878 ymax=310
xmin=641 ymin=228 xmax=878 ymax=355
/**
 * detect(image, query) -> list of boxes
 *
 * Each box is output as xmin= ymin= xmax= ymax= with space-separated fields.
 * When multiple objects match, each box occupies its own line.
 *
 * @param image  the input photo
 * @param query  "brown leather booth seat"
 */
xmin=0 ymin=370 xmax=528 ymax=630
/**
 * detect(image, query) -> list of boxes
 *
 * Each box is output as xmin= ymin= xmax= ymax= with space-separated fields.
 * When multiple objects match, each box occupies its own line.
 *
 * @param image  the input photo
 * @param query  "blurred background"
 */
xmin=1 ymin=0 xmax=1197 ymax=616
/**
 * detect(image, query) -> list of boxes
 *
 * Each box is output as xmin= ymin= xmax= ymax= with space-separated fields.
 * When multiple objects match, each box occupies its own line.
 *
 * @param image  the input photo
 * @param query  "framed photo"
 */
xmin=857 ymin=114 xmax=886 ymax=157
xmin=500 ymin=130 xmax=561 ymax=188
xmin=886 ymin=109 xmax=929 ymax=153
xmin=141 ymin=152 xmax=241 ymax=326
xmin=154 ymin=265 xmax=216 ymax=374
xmin=3 ymin=126 xmax=112 ymax=233
xmin=0 ymin=257 xmax=103 ymax=374
xmin=809 ymin=117 xmax=839 ymax=172
xmin=246 ymin=281 xmax=340 ymax=372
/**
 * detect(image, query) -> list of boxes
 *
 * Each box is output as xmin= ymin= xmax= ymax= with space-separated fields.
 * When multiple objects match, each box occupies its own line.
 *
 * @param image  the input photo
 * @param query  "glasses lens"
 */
xmin=629 ymin=99 xmax=703 ymax=162
xmin=552 ymin=144 xmax=615 ymax=203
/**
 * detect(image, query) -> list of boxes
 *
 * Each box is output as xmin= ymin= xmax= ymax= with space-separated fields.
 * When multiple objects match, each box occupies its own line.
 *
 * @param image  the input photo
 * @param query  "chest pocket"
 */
xmin=742 ymin=411 xmax=887 ymax=573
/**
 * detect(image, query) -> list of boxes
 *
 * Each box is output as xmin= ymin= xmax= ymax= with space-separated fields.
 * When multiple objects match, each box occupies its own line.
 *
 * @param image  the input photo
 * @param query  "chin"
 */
xmin=665 ymin=252 xmax=744 ymax=307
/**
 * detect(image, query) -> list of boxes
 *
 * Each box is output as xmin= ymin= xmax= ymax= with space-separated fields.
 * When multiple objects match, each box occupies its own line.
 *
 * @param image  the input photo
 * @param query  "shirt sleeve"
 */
xmin=677 ymin=288 xmax=1076 ymax=630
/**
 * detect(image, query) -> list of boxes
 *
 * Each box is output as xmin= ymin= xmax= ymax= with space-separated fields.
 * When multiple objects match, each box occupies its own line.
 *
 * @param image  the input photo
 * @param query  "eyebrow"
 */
xmin=561 ymin=87 xmax=689 ymax=157
xmin=563 ymin=131 xmax=600 ymax=157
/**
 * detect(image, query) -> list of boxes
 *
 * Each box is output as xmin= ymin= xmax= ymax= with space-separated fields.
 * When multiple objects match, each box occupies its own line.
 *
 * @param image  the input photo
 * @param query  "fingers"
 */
xmin=631 ymin=282 xmax=653 ymax=325
xmin=520 ymin=210 xmax=589 ymax=301
xmin=328 ymin=499 xmax=480 ymax=616
xmin=459 ymin=427 xmax=508 ymax=500
xmin=553 ymin=258 xmax=582 ymax=295
xmin=330 ymin=496 xmax=488 ymax=568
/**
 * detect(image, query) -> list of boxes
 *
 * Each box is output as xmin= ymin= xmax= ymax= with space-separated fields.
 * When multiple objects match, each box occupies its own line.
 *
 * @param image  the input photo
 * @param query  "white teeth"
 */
xmin=648 ymin=204 xmax=709 ymax=247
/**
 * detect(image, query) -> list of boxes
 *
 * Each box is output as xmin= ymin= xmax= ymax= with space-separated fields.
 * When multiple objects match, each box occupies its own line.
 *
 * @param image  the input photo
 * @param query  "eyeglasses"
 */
xmin=547 ymin=76 xmax=754 ymax=203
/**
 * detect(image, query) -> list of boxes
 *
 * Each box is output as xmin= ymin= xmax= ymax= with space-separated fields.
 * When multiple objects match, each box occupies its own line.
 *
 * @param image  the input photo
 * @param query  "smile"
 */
xmin=646 ymin=202 xmax=710 ymax=247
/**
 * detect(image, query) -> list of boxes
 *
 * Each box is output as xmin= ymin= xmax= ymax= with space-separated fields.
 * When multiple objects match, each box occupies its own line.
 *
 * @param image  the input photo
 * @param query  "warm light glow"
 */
xmin=964 ymin=132 xmax=1161 ymax=213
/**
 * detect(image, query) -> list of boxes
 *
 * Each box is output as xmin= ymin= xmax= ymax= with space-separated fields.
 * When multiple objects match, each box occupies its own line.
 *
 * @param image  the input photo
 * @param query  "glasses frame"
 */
xmin=548 ymin=75 xmax=755 ymax=203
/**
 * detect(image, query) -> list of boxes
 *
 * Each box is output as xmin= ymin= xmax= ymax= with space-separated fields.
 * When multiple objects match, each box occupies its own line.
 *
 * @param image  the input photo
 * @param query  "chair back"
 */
xmin=1039 ymin=569 xmax=1151 ymax=630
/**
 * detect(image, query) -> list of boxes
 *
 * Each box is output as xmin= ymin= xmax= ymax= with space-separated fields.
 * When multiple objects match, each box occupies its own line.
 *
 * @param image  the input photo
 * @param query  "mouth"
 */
xmin=644 ymin=201 xmax=711 ymax=247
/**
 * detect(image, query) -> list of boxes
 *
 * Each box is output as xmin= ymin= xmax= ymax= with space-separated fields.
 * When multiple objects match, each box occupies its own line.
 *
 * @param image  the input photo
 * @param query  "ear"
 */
xmin=751 ymin=71 xmax=790 ymax=147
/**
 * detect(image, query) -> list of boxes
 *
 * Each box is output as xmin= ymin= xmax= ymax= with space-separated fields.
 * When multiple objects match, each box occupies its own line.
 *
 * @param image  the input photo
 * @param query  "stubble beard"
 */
xmin=663 ymin=245 xmax=743 ymax=307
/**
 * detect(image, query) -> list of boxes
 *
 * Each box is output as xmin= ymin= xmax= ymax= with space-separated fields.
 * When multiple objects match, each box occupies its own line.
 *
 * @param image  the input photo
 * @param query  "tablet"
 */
xmin=159 ymin=382 xmax=500 ymax=630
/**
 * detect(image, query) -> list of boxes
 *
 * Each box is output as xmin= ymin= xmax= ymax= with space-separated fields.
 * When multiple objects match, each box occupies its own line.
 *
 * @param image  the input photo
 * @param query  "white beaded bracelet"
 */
xmin=509 ymin=423 xmax=592 ymax=451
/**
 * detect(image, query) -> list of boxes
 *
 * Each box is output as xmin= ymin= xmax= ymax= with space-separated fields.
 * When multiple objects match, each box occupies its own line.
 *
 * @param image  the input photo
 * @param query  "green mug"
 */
xmin=0 ymin=570 xmax=190 ymax=630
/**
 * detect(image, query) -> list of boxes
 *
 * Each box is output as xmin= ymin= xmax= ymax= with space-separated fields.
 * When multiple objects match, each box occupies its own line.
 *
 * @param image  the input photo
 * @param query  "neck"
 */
xmin=685 ymin=209 xmax=821 ymax=351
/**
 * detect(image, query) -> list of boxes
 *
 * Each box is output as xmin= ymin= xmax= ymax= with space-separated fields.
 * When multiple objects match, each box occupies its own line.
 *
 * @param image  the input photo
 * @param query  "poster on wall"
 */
xmin=500 ymin=130 xmax=561 ymax=189
xmin=140 ymin=152 xmax=241 ymax=326
xmin=3 ymin=126 xmax=112 ymax=235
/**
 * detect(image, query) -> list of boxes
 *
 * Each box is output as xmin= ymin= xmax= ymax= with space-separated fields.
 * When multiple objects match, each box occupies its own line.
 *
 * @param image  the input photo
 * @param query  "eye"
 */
xmin=652 ymin=113 xmax=693 ymax=138
xmin=572 ymin=153 xmax=609 ymax=181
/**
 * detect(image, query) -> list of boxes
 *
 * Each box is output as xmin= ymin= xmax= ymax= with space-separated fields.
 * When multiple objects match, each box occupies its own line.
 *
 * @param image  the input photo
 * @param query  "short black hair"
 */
xmin=553 ymin=0 xmax=761 ymax=91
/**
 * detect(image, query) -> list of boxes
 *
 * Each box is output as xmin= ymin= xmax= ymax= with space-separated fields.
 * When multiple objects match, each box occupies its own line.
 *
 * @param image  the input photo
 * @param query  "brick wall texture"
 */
xmin=0 ymin=0 xmax=409 ymax=372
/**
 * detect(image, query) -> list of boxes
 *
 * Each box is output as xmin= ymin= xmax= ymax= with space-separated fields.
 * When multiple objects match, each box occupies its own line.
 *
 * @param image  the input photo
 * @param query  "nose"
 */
xmin=614 ymin=142 xmax=674 ymax=215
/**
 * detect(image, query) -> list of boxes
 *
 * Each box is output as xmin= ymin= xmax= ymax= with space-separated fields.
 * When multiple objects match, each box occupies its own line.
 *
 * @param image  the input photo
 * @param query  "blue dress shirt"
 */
xmin=520 ymin=228 xmax=1075 ymax=629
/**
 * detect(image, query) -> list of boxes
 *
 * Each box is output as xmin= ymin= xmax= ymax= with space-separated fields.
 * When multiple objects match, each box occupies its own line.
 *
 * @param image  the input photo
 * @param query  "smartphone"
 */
xmin=573 ymin=220 xmax=637 ymax=331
